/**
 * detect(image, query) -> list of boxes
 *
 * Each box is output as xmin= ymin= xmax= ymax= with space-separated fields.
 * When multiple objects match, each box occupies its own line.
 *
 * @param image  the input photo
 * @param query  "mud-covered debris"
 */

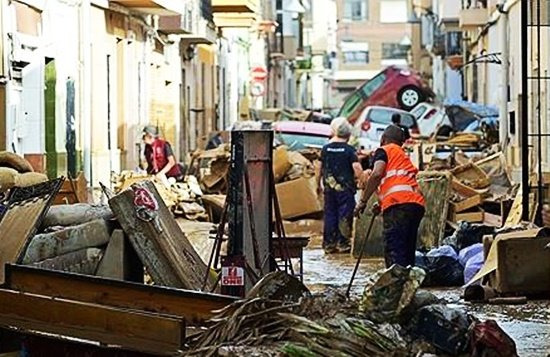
xmin=246 ymin=271 xmax=311 ymax=302
xmin=359 ymin=265 xmax=425 ymax=322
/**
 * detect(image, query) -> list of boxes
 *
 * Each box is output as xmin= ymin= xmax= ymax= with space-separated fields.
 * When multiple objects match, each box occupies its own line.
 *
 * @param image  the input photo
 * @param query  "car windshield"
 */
xmin=338 ymin=72 xmax=387 ymax=117
xmin=367 ymin=108 xmax=416 ymax=128
xmin=275 ymin=132 xmax=329 ymax=151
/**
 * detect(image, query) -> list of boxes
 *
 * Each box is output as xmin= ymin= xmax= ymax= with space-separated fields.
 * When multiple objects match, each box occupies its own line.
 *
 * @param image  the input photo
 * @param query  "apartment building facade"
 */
xmin=333 ymin=0 xmax=416 ymax=103
xmin=0 ymin=0 xmax=262 ymax=190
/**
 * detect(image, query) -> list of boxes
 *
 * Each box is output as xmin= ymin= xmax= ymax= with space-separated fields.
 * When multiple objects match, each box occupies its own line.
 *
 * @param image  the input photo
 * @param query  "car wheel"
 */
xmin=397 ymin=85 xmax=424 ymax=111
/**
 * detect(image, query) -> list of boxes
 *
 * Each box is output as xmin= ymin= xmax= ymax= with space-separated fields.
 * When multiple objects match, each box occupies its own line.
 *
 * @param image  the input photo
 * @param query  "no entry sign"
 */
xmin=250 ymin=66 xmax=268 ymax=81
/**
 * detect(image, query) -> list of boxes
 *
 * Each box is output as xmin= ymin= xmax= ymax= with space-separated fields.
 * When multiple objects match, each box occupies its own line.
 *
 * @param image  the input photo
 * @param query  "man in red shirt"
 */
xmin=142 ymin=126 xmax=182 ymax=180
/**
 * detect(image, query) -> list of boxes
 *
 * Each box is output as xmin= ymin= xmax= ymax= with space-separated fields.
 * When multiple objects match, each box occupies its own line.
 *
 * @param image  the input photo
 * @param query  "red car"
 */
xmin=338 ymin=66 xmax=435 ymax=124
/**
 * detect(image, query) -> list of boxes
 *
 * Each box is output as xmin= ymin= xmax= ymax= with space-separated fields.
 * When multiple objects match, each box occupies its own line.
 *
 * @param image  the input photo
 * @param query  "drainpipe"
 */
xmin=498 ymin=1 xmax=509 ymax=149
xmin=79 ymin=0 xmax=92 ymax=186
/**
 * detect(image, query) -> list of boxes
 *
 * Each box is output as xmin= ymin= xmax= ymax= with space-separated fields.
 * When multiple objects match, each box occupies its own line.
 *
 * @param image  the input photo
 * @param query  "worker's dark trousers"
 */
xmin=323 ymin=189 xmax=356 ymax=249
xmin=382 ymin=203 xmax=425 ymax=268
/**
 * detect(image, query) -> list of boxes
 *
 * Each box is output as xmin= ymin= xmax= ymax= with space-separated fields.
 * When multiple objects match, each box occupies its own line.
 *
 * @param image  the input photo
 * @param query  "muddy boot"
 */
xmin=336 ymin=243 xmax=351 ymax=254
xmin=323 ymin=244 xmax=338 ymax=254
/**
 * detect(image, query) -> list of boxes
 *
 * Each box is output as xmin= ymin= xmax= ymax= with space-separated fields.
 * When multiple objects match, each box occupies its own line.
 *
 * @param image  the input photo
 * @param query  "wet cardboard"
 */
xmin=276 ymin=177 xmax=322 ymax=219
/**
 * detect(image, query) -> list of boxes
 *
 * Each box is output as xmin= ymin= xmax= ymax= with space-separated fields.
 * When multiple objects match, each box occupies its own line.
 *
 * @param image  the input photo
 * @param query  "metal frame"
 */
xmin=522 ymin=0 xmax=547 ymax=222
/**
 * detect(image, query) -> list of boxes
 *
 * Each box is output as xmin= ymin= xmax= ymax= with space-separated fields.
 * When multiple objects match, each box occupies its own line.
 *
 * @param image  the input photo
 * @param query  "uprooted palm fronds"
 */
xmin=185 ymin=296 xmax=408 ymax=356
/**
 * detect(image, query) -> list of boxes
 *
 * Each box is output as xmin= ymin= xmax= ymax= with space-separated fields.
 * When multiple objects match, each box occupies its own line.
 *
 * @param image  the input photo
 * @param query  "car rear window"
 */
xmin=368 ymin=108 xmax=416 ymax=128
xmin=338 ymin=72 xmax=387 ymax=117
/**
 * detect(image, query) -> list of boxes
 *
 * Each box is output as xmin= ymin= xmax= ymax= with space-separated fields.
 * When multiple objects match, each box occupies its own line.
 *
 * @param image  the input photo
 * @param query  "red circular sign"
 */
xmin=251 ymin=66 xmax=267 ymax=80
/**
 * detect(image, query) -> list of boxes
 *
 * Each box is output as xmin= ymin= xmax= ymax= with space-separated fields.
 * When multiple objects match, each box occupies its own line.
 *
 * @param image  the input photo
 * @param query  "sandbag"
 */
xmin=411 ymin=304 xmax=474 ymax=356
xmin=0 ymin=167 xmax=18 ymax=193
xmin=0 ymin=151 xmax=33 ymax=173
xmin=14 ymin=172 xmax=48 ymax=188
xmin=459 ymin=243 xmax=483 ymax=267
xmin=464 ymin=251 xmax=484 ymax=284
xmin=42 ymin=204 xmax=113 ymax=228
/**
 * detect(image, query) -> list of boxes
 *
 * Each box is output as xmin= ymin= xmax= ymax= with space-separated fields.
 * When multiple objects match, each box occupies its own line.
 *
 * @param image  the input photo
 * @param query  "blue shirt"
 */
xmin=321 ymin=142 xmax=358 ymax=192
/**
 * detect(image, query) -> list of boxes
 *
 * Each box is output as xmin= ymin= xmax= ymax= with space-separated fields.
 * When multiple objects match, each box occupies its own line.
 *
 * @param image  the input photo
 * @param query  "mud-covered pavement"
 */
xmin=302 ymin=241 xmax=550 ymax=357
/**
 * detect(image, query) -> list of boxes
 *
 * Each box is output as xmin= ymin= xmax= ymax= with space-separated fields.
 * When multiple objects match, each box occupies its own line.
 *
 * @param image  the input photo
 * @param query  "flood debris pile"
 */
xmin=113 ymin=170 xmax=208 ymax=220
xmin=186 ymin=266 xmax=518 ymax=357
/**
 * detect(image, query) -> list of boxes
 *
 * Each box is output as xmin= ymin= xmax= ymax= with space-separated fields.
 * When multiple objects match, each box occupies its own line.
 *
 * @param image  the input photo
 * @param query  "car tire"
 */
xmin=397 ymin=85 xmax=425 ymax=111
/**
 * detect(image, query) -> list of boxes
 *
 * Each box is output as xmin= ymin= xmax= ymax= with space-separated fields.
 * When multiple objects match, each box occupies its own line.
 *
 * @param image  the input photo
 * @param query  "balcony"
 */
xmin=459 ymin=8 xmax=488 ymax=29
xmin=110 ymin=0 xmax=185 ymax=15
xmin=159 ymin=15 xmax=192 ymax=34
xmin=214 ymin=12 xmax=257 ymax=28
xmin=212 ymin=0 xmax=258 ymax=14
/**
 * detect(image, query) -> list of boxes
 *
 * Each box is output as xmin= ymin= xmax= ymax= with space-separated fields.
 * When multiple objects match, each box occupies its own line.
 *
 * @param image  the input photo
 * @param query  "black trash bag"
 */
xmin=410 ymin=304 xmax=476 ymax=356
xmin=441 ymin=221 xmax=496 ymax=251
xmin=415 ymin=253 xmax=464 ymax=287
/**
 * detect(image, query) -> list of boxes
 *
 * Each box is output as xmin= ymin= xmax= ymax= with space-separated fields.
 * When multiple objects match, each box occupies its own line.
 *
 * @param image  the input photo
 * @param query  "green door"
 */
xmin=44 ymin=59 xmax=57 ymax=179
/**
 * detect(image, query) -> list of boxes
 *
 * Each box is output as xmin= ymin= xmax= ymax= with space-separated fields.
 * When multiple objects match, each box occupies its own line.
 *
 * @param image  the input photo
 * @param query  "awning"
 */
xmin=110 ymin=0 xmax=184 ymax=15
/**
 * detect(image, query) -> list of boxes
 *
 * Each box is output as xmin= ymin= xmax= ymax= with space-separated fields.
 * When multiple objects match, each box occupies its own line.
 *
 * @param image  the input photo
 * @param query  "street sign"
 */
xmin=250 ymin=81 xmax=265 ymax=97
xmin=250 ymin=66 xmax=268 ymax=80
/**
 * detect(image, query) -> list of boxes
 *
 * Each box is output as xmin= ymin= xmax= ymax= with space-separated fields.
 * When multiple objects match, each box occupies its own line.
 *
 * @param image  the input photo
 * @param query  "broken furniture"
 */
xmin=0 ymin=179 xmax=63 ymax=283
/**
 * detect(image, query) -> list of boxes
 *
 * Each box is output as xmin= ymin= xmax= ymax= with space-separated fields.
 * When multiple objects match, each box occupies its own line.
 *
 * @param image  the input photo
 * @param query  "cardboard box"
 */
xmin=276 ymin=177 xmax=322 ymax=219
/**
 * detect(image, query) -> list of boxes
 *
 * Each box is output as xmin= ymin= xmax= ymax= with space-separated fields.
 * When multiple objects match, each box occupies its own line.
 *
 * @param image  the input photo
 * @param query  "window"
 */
xmin=380 ymin=0 xmax=407 ymax=23
xmin=367 ymin=108 xmax=415 ymax=128
xmin=382 ymin=43 xmax=410 ymax=60
xmin=343 ymin=51 xmax=369 ymax=64
xmin=343 ymin=0 xmax=367 ymax=21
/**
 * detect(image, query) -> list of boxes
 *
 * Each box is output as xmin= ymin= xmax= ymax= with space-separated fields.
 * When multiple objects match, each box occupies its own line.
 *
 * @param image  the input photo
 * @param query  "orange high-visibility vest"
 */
xmin=377 ymin=143 xmax=425 ymax=211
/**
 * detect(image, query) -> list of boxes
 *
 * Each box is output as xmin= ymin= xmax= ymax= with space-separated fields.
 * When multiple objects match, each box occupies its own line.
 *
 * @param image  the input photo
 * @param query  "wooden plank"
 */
xmin=109 ymin=181 xmax=215 ymax=290
xmin=451 ymin=178 xmax=479 ymax=198
xmin=0 ymin=288 xmax=184 ymax=355
xmin=450 ymin=194 xmax=482 ymax=213
xmin=449 ymin=209 xmax=484 ymax=223
xmin=5 ymin=264 xmax=236 ymax=325
xmin=0 ymin=179 xmax=63 ymax=283
xmin=96 ymin=229 xmax=143 ymax=281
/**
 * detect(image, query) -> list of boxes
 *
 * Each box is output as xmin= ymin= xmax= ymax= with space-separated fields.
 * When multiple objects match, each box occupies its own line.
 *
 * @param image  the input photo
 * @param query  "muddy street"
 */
xmin=302 ymin=240 xmax=550 ymax=357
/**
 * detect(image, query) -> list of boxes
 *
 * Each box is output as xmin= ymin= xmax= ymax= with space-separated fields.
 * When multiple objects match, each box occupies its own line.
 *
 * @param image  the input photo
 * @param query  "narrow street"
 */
xmin=0 ymin=0 xmax=549 ymax=356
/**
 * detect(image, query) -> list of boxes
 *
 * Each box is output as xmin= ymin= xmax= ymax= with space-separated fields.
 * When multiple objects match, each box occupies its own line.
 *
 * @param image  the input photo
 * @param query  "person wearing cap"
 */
xmin=142 ymin=126 xmax=182 ymax=180
xmin=317 ymin=117 xmax=363 ymax=254
xmin=355 ymin=124 xmax=425 ymax=268
xmin=391 ymin=113 xmax=410 ymax=142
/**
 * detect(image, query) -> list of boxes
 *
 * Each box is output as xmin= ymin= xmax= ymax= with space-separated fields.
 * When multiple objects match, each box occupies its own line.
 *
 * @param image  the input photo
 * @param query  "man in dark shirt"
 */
xmin=391 ymin=113 xmax=411 ymax=142
xmin=317 ymin=117 xmax=363 ymax=254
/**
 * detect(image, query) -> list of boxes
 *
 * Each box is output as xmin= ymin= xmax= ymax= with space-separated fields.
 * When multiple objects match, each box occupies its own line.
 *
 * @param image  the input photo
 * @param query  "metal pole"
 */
xmin=536 ymin=0 xmax=544 ymax=222
xmin=521 ymin=0 xmax=530 ymax=221
xmin=498 ymin=2 xmax=509 ymax=148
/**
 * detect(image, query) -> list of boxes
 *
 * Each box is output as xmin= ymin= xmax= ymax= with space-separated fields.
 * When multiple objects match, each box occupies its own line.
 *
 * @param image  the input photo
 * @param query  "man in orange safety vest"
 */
xmin=355 ymin=125 xmax=425 ymax=268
